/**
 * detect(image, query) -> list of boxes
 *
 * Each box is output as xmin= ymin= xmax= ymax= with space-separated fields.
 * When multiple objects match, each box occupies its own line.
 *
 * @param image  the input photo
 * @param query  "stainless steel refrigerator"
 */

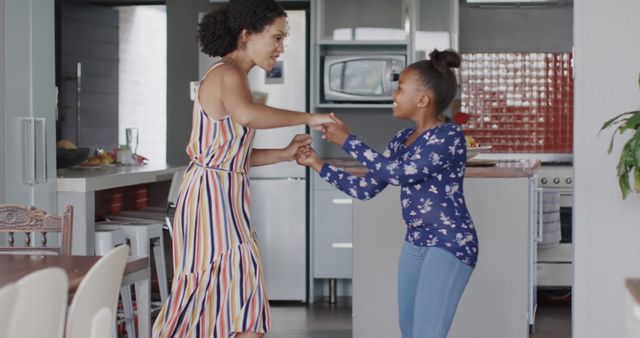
xmin=247 ymin=9 xmax=307 ymax=302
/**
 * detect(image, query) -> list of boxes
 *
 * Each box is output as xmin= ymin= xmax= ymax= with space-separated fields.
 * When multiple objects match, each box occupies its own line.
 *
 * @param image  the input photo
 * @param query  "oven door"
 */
xmin=537 ymin=187 xmax=572 ymax=288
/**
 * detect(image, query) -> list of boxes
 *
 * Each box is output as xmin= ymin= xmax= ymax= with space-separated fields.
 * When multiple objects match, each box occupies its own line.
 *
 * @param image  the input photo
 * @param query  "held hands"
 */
xmin=321 ymin=113 xmax=350 ymax=146
xmin=295 ymin=145 xmax=323 ymax=172
xmin=284 ymin=134 xmax=312 ymax=161
xmin=307 ymin=113 xmax=335 ymax=131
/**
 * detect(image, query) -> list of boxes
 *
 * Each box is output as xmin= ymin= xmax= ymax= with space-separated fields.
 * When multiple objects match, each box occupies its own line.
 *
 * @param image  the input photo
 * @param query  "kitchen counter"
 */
xmin=57 ymin=163 xmax=183 ymax=192
xmin=56 ymin=163 xmax=185 ymax=255
xmin=325 ymin=158 xmax=540 ymax=179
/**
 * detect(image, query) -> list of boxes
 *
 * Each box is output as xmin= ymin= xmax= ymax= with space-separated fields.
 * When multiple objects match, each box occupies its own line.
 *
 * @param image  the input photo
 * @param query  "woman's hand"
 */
xmin=295 ymin=146 xmax=324 ymax=172
xmin=322 ymin=113 xmax=350 ymax=146
xmin=283 ymin=134 xmax=312 ymax=161
xmin=307 ymin=113 xmax=335 ymax=131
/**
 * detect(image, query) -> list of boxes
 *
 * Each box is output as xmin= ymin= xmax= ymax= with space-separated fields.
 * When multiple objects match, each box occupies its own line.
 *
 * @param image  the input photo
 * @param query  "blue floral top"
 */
xmin=319 ymin=123 xmax=478 ymax=267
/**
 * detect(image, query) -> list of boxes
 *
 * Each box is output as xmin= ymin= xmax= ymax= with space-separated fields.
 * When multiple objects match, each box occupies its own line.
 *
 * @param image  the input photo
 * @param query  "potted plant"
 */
xmin=600 ymin=75 xmax=640 ymax=199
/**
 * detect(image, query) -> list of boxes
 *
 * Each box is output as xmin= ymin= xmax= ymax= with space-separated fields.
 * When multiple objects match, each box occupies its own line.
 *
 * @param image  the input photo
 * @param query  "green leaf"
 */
xmin=623 ymin=111 xmax=640 ymax=130
xmin=620 ymin=171 xmax=631 ymax=199
xmin=600 ymin=111 xmax=636 ymax=132
xmin=634 ymin=166 xmax=640 ymax=193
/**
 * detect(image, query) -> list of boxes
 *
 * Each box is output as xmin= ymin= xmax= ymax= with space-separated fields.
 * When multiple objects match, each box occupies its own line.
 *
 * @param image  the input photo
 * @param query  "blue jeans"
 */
xmin=397 ymin=242 xmax=474 ymax=338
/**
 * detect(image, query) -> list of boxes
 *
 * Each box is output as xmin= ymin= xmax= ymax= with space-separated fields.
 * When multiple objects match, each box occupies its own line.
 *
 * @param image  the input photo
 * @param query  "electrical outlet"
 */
xmin=189 ymin=81 xmax=199 ymax=101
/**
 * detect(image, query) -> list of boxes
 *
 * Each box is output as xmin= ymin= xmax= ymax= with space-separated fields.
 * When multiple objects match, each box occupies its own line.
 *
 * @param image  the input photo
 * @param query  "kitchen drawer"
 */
xmin=313 ymin=189 xmax=353 ymax=279
xmin=314 ymin=234 xmax=352 ymax=279
xmin=313 ymin=190 xmax=353 ymax=236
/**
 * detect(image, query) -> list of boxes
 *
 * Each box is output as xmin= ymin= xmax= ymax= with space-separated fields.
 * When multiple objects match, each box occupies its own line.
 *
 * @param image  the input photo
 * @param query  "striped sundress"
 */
xmin=153 ymin=62 xmax=270 ymax=337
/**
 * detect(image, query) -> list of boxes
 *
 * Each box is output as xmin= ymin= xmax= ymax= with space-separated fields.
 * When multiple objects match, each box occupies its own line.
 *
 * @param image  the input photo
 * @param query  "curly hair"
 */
xmin=407 ymin=49 xmax=461 ymax=113
xmin=199 ymin=0 xmax=287 ymax=57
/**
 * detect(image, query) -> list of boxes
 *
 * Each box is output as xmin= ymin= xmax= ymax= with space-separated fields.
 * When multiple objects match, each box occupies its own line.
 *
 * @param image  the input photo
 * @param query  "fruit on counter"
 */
xmin=81 ymin=154 xmax=114 ymax=166
xmin=56 ymin=139 xmax=78 ymax=149
xmin=465 ymin=135 xmax=478 ymax=148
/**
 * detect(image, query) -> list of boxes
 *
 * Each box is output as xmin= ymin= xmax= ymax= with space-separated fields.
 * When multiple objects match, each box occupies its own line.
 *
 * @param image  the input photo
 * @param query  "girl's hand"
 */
xmin=307 ymin=113 xmax=335 ymax=131
xmin=284 ymin=134 xmax=312 ymax=161
xmin=323 ymin=113 xmax=350 ymax=146
xmin=295 ymin=146 xmax=323 ymax=172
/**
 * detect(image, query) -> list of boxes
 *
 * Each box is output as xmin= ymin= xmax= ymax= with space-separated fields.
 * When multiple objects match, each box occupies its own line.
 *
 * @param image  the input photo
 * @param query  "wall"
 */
xmin=0 ymin=0 xmax=5 ymax=203
xmin=166 ymin=0 xmax=211 ymax=165
xmin=59 ymin=0 xmax=119 ymax=151
xmin=573 ymin=1 xmax=640 ymax=337
xmin=118 ymin=5 xmax=167 ymax=164
xmin=459 ymin=2 xmax=572 ymax=52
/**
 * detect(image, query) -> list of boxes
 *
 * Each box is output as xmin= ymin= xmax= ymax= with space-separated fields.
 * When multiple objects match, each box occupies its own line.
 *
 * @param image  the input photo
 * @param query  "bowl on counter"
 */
xmin=466 ymin=145 xmax=492 ymax=160
xmin=56 ymin=148 xmax=90 ymax=169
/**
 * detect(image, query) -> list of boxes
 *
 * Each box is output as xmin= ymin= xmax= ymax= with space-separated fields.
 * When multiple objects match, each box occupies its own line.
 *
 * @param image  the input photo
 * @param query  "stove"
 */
xmin=536 ymin=164 xmax=573 ymax=289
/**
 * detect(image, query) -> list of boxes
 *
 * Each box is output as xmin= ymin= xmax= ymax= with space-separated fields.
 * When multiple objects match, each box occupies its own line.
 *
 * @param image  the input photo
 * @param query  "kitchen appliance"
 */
xmin=323 ymin=54 xmax=405 ymax=102
xmin=1 ymin=0 xmax=57 ymax=212
xmin=198 ymin=9 xmax=308 ymax=301
xmin=536 ymin=164 xmax=573 ymax=288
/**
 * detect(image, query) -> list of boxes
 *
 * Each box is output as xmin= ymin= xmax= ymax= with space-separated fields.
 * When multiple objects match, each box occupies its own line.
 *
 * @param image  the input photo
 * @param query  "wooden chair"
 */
xmin=0 ymin=204 xmax=73 ymax=255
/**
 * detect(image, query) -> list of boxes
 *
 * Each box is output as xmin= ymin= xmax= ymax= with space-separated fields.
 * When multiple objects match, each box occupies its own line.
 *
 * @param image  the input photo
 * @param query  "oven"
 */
xmin=536 ymin=165 xmax=573 ymax=289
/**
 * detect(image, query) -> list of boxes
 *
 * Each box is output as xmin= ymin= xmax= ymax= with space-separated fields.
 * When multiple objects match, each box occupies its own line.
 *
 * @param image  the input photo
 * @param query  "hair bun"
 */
xmin=429 ymin=49 xmax=461 ymax=73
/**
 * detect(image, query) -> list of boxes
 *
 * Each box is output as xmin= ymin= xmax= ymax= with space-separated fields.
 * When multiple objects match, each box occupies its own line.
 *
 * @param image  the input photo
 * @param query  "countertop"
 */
xmin=57 ymin=163 xmax=186 ymax=192
xmin=324 ymin=158 xmax=540 ymax=179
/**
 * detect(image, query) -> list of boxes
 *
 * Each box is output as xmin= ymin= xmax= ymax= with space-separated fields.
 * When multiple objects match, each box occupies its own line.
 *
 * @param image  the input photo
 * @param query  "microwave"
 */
xmin=323 ymin=54 xmax=406 ymax=102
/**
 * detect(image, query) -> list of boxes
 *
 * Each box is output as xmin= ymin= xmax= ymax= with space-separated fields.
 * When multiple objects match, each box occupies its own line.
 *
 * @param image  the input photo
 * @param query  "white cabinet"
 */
xmin=317 ymin=0 xmax=407 ymax=42
xmin=352 ymin=177 xmax=536 ymax=338
xmin=250 ymin=179 xmax=306 ymax=302
xmin=1 ymin=0 xmax=57 ymax=212
xmin=312 ymin=182 xmax=353 ymax=279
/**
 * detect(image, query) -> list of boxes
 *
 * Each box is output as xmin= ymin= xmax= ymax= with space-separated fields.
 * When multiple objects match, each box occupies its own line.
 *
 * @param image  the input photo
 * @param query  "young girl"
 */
xmin=297 ymin=49 xmax=478 ymax=338
xmin=153 ymin=1 xmax=333 ymax=337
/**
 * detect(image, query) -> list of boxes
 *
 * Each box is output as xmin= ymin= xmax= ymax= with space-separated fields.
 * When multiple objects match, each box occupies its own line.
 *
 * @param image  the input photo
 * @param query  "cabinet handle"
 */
xmin=331 ymin=242 xmax=352 ymax=249
xmin=75 ymin=62 xmax=82 ymax=145
xmin=35 ymin=118 xmax=47 ymax=184
xmin=22 ymin=118 xmax=36 ymax=185
xmin=535 ymin=187 xmax=544 ymax=243
xmin=332 ymin=198 xmax=352 ymax=205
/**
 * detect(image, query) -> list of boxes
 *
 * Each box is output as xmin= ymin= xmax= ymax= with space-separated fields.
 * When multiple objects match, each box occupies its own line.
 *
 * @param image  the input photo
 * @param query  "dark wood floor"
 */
xmin=145 ymin=294 xmax=570 ymax=338
xmin=268 ymin=295 xmax=570 ymax=338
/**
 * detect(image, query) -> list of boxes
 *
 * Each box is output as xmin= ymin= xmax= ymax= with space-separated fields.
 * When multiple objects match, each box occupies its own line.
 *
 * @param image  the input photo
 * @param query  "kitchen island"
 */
xmin=349 ymin=160 xmax=540 ymax=338
xmin=57 ymin=163 xmax=185 ymax=255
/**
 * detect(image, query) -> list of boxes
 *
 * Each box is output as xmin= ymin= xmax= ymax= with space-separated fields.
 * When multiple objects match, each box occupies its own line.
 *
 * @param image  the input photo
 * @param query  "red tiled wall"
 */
xmin=458 ymin=52 xmax=573 ymax=153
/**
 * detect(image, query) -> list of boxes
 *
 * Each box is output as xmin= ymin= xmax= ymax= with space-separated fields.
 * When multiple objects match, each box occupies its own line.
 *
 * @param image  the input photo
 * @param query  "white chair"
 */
xmin=90 ymin=307 xmax=113 ymax=338
xmin=101 ymin=168 xmax=184 ymax=307
xmin=112 ymin=167 xmax=185 ymax=240
xmin=0 ymin=283 xmax=17 ymax=338
xmin=66 ymin=245 xmax=129 ymax=338
xmin=96 ymin=221 xmax=168 ymax=304
xmin=6 ymin=267 xmax=68 ymax=338
xmin=95 ymin=228 xmax=136 ymax=338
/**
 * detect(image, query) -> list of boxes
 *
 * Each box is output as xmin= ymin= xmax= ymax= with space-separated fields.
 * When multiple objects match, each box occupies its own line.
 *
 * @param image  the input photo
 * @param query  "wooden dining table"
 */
xmin=0 ymin=254 xmax=151 ymax=338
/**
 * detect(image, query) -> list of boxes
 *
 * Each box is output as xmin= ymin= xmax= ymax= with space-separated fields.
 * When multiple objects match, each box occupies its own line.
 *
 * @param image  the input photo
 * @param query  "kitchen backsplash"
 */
xmin=459 ymin=52 xmax=573 ymax=153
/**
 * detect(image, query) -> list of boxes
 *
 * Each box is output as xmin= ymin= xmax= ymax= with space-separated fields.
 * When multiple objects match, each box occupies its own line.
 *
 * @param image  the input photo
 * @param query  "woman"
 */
xmin=152 ymin=1 xmax=333 ymax=337
xmin=297 ymin=50 xmax=478 ymax=338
